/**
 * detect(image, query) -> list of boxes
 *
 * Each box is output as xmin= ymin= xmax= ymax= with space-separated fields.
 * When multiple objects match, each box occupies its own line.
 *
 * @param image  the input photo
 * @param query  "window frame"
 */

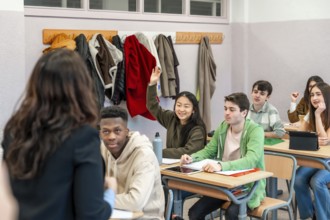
xmin=24 ymin=0 xmax=228 ymax=24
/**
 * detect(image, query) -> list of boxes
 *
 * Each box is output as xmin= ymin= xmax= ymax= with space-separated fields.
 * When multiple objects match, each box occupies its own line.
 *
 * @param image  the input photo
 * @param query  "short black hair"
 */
xmin=224 ymin=92 xmax=250 ymax=112
xmin=100 ymin=106 xmax=128 ymax=122
xmin=252 ymin=80 xmax=273 ymax=96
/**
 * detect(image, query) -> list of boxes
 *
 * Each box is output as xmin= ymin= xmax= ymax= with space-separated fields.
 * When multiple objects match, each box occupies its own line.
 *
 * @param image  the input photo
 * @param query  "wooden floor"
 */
xmin=182 ymin=179 xmax=299 ymax=220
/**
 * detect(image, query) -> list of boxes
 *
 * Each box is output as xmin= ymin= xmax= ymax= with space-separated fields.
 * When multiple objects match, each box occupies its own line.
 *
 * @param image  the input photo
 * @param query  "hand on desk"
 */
xmin=202 ymin=162 xmax=222 ymax=173
xmin=180 ymin=154 xmax=222 ymax=172
xmin=180 ymin=154 xmax=193 ymax=165
xmin=318 ymin=136 xmax=329 ymax=146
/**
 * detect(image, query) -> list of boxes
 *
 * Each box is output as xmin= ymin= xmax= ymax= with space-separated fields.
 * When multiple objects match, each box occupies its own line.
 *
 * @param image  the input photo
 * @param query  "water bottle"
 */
xmin=153 ymin=132 xmax=163 ymax=165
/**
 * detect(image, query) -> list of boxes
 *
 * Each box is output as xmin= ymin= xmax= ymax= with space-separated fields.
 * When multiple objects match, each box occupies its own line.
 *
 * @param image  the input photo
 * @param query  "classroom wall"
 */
xmin=24 ymin=16 xmax=232 ymax=141
xmin=231 ymin=0 xmax=330 ymax=122
xmin=0 ymin=0 xmax=25 ymax=142
xmin=3 ymin=1 xmax=330 ymax=144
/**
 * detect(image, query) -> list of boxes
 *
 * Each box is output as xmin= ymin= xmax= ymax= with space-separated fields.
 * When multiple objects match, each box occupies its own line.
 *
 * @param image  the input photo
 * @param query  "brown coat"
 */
xmin=197 ymin=36 xmax=216 ymax=132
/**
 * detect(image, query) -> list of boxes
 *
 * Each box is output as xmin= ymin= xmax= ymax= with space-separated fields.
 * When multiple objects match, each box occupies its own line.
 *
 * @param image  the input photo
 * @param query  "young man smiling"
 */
xmin=181 ymin=93 xmax=266 ymax=220
xmin=247 ymin=80 xmax=285 ymax=139
xmin=99 ymin=106 xmax=165 ymax=219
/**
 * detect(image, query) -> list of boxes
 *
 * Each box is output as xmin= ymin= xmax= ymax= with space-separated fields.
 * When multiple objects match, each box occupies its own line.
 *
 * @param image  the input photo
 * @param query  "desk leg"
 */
xmin=238 ymin=203 xmax=247 ymax=220
xmin=173 ymin=189 xmax=183 ymax=217
xmin=267 ymin=177 xmax=278 ymax=220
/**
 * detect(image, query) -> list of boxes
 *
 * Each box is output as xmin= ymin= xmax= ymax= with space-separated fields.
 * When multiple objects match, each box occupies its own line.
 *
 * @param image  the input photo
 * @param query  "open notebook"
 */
xmin=182 ymin=159 xmax=259 ymax=176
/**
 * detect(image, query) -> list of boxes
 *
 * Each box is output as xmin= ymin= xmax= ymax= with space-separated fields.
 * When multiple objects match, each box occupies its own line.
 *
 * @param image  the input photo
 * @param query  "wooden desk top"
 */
xmin=283 ymin=122 xmax=300 ymax=132
xmin=161 ymin=167 xmax=272 ymax=189
xmin=264 ymin=139 xmax=330 ymax=159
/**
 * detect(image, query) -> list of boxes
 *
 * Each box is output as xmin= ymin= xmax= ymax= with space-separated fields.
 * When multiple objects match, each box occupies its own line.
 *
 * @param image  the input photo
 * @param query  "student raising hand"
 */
xmin=290 ymin=92 xmax=299 ymax=103
xmin=149 ymin=67 xmax=161 ymax=86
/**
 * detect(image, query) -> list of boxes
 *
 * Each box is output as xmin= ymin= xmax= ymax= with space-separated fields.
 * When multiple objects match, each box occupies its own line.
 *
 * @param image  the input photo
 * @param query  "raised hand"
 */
xmin=149 ymin=67 xmax=161 ymax=86
xmin=290 ymin=92 xmax=299 ymax=103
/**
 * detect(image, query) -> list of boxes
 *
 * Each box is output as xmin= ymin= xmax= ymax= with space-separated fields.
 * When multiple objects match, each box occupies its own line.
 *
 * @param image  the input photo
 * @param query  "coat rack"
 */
xmin=43 ymin=29 xmax=118 ymax=44
xmin=175 ymin=32 xmax=223 ymax=44
xmin=42 ymin=29 xmax=223 ymax=45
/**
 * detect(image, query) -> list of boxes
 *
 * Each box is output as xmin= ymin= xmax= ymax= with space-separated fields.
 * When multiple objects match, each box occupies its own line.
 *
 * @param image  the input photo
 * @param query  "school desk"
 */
xmin=161 ymin=165 xmax=272 ymax=220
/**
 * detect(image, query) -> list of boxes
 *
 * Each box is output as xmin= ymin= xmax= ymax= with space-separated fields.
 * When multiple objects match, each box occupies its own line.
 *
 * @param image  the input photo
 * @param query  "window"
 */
xmin=144 ymin=0 xmax=183 ymax=14
xmin=25 ymin=0 xmax=81 ymax=8
xmin=190 ymin=0 xmax=221 ymax=17
xmin=24 ymin=0 xmax=228 ymax=24
xmin=90 ymin=0 xmax=137 ymax=11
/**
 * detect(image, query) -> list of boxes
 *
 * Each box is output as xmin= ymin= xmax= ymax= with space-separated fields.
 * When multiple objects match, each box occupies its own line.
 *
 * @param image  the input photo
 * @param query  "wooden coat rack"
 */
xmin=43 ymin=29 xmax=118 ymax=44
xmin=175 ymin=32 xmax=223 ymax=44
xmin=42 ymin=29 xmax=223 ymax=45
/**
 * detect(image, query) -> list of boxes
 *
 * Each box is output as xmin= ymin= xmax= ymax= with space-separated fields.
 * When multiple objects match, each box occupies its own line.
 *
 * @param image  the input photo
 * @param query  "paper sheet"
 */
xmin=182 ymin=159 xmax=255 ymax=176
xmin=110 ymin=209 xmax=133 ymax=219
xmin=162 ymin=158 xmax=180 ymax=164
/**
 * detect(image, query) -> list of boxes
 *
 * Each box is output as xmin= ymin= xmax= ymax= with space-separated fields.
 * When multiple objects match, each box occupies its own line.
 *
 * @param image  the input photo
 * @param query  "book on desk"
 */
xmin=166 ymin=159 xmax=260 ymax=177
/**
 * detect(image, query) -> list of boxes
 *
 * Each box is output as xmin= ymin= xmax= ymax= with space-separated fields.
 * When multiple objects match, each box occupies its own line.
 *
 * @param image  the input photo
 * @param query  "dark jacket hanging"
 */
xmin=167 ymin=35 xmax=180 ymax=95
xmin=154 ymin=34 xmax=177 ymax=98
xmin=95 ymin=34 xmax=117 ymax=100
xmin=75 ymin=34 xmax=105 ymax=110
xmin=111 ymin=35 xmax=126 ymax=105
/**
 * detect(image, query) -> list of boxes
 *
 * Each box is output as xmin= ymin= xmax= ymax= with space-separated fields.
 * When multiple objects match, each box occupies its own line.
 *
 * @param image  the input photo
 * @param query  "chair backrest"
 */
xmin=264 ymin=151 xmax=297 ymax=205
xmin=247 ymin=152 xmax=297 ymax=219
xmin=163 ymin=185 xmax=173 ymax=220
xmin=264 ymin=152 xmax=296 ymax=180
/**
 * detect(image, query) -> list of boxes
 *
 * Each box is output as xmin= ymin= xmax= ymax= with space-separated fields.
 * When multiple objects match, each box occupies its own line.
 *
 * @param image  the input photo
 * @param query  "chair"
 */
xmin=163 ymin=185 xmax=174 ymax=220
xmin=248 ymin=152 xmax=297 ymax=220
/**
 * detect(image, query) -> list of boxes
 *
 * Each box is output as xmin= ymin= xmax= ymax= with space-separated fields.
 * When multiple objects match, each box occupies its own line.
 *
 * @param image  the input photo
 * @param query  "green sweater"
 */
xmin=146 ymin=84 xmax=205 ymax=158
xmin=191 ymin=119 xmax=266 ymax=209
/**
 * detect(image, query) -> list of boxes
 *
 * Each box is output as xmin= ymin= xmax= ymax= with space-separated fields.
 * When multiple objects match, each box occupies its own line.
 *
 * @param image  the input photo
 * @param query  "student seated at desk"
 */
xmin=181 ymin=92 xmax=266 ymax=220
xmin=287 ymin=75 xmax=324 ymax=123
xmin=294 ymin=82 xmax=330 ymax=220
xmin=147 ymin=67 xmax=207 ymax=159
xmin=247 ymin=80 xmax=285 ymax=139
xmin=100 ymin=106 xmax=165 ymax=220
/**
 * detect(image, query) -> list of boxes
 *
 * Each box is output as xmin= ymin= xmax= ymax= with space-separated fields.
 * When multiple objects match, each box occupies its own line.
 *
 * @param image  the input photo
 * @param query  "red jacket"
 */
xmin=124 ymin=35 xmax=156 ymax=120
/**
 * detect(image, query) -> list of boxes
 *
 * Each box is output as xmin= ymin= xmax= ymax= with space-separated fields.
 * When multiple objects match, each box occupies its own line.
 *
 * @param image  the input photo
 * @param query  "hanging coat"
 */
xmin=124 ymin=35 xmax=156 ymax=120
xmin=89 ymin=34 xmax=123 ymax=100
xmin=154 ymin=34 xmax=177 ymax=98
xmin=75 ymin=34 xmax=105 ymax=110
xmin=167 ymin=36 xmax=180 ymax=95
xmin=135 ymin=32 xmax=163 ymax=97
xmin=111 ymin=35 xmax=126 ymax=105
xmin=197 ymin=36 xmax=216 ymax=132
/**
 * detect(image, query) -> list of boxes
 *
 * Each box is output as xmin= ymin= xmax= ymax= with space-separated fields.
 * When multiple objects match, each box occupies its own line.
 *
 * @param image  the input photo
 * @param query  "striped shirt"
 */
xmin=247 ymin=102 xmax=286 ymax=138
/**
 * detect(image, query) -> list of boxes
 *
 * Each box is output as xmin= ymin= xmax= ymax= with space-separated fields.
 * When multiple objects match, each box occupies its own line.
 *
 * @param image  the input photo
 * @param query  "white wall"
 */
xmin=0 ymin=0 xmax=23 ymax=11
xmin=231 ymin=0 xmax=330 ymax=122
xmin=0 ymin=0 xmax=25 ymax=142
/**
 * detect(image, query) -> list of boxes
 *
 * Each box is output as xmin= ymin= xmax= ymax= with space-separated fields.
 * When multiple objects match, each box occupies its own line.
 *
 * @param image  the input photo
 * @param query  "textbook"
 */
xmin=182 ymin=159 xmax=259 ymax=176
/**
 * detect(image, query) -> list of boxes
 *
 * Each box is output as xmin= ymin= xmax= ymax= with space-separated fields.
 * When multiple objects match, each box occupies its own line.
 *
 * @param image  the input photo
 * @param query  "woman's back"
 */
xmin=2 ymin=49 xmax=114 ymax=220
xmin=3 ymin=125 xmax=110 ymax=220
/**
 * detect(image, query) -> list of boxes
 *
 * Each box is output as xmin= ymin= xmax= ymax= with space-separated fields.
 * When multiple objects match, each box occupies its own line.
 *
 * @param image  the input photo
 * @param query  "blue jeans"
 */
xmin=188 ymin=196 xmax=249 ymax=220
xmin=294 ymin=167 xmax=330 ymax=219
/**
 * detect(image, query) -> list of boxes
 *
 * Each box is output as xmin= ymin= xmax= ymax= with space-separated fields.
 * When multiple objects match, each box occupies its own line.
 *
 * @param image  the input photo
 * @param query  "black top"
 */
xmin=2 ymin=125 xmax=111 ymax=220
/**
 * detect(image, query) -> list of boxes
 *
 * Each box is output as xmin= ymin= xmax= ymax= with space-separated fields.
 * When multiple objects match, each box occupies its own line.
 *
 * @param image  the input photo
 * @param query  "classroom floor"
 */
xmin=181 ymin=179 xmax=300 ymax=220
